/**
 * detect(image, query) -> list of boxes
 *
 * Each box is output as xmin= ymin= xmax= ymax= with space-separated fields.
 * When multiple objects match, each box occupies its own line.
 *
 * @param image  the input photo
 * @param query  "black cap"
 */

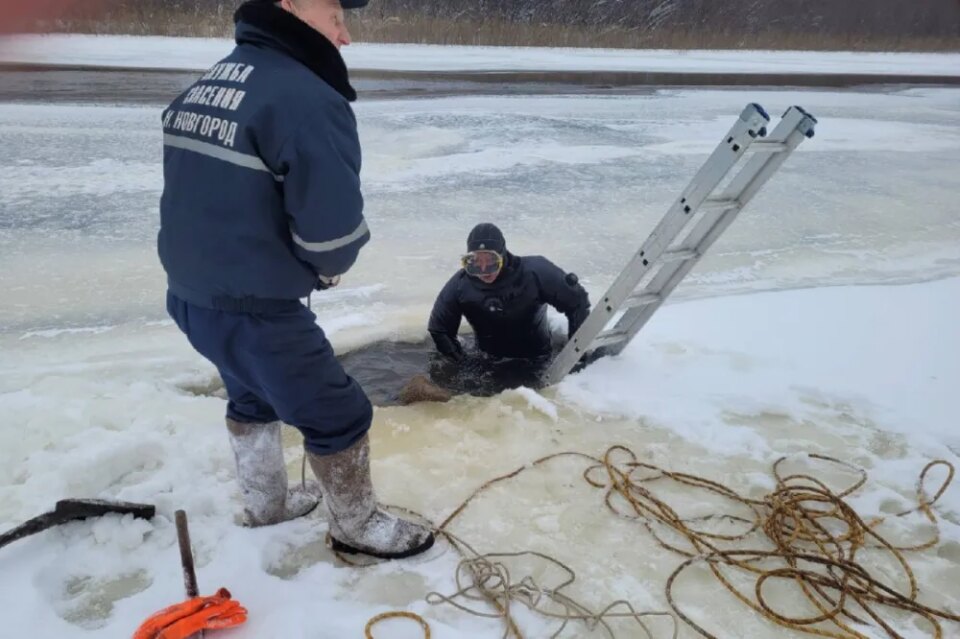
xmin=340 ymin=0 xmax=369 ymax=8
xmin=467 ymin=223 xmax=506 ymax=254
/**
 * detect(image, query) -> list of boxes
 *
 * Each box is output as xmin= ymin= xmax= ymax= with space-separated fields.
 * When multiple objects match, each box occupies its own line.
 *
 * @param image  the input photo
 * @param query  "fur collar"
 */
xmin=234 ymin=0 xmax=357 ymax=102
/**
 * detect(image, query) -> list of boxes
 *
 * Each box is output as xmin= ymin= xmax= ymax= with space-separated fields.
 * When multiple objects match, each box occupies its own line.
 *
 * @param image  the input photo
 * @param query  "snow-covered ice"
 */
xmin=2 ymin=34 xmax=960 ymax=77
xmin=1 ymin=77 xmax=959 ymax=637
xmin=2 ymin=278 xmax=958 ymax=638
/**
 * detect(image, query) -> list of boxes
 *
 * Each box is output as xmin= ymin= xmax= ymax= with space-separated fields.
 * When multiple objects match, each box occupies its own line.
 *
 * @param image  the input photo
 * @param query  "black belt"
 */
xmin=168 ymin=279 xmax=302 ymax=314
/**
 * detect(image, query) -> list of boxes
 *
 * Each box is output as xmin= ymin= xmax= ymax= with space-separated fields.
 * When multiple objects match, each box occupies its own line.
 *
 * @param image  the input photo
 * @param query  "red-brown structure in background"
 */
xmin=0 ymin=0 xmax=109 ymax=34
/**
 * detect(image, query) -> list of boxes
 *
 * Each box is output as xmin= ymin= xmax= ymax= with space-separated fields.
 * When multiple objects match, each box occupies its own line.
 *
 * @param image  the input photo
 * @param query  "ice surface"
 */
xmin=2 ymin=88 xmax=959 ymax=333
xmin=1 ymin=279 xmax=958 ymax=638
xmin=1 ymin=76 xmax=958 ymax=638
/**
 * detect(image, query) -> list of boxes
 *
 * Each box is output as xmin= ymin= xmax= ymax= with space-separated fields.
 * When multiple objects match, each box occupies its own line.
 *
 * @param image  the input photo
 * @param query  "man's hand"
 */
xmin=315 ymin=274 xmax=341 ymax=291
xmin=446 ymin=344 xmax=466 ymax=363
xmin=431 ymin=332 xmax=465 ymax=362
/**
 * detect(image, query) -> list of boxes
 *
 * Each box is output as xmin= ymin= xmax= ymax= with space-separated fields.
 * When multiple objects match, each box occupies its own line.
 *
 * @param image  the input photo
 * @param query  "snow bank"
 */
xmin=2 ymin=278 xmax=958 ymax=638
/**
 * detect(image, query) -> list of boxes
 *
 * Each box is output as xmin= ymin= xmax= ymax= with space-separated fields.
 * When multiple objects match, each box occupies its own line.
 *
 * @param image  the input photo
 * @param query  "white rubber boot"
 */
xmin=308 ymin=435 xmax=434 ymax=559
xmin=226 ymin=418 xmax=319 ymax=527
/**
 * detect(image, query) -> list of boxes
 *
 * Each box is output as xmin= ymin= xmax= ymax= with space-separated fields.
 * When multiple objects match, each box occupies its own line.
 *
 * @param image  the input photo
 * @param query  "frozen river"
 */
xmin=1 ymin=86 xmax=959 ymax=336
xmin=1 ymin=78 xmax=959 ymax=639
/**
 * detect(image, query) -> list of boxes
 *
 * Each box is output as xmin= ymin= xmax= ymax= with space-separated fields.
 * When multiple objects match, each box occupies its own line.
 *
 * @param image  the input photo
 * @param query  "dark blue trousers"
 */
xmin=167 ymin=291 xmax=372 ymax=455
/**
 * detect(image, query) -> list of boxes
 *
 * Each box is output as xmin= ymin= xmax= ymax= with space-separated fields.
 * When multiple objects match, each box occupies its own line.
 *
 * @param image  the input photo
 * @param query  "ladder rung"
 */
xmin=623 ymin=293 xmax=661 ymax=309
xmin=702 ymin=198 xmax=740 ymax=211
xmin=661 ymin=249 xmax=699 ymax=263
xmin=751 ymin=141 xmax=788 ymax=153
xmin=593 ymin=330 xmax=628 ymax=348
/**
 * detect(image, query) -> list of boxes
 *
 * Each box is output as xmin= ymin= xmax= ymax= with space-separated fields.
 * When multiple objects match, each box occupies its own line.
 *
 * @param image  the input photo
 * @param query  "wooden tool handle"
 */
xmin=175 ymin=510 xmax=199 ymax=598
xmin=175 ymin=510 xmax=203 ymax=638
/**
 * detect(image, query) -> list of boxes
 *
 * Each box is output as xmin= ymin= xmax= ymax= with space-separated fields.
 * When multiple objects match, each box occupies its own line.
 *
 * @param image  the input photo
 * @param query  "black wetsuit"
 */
xmin=428 ymin=254 xmax=590 ymax=361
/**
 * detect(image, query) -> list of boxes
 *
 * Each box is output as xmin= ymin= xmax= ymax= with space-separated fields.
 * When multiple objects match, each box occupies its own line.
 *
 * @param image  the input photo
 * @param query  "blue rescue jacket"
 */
xmin=158 ymin=2 xmax=370 ymax=312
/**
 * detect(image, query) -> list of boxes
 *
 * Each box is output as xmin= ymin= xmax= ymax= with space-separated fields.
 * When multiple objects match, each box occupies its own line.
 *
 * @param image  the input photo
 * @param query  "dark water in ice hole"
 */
xmin=339 ymin=336 xmax=567 ymax=406
xmin=181 ymin=336 xmax=572 ymax=407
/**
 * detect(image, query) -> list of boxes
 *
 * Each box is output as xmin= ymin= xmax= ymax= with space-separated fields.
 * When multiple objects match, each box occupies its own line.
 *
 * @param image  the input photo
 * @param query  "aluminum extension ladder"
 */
xmin=542 ymin=103 xmax=817 ymax=386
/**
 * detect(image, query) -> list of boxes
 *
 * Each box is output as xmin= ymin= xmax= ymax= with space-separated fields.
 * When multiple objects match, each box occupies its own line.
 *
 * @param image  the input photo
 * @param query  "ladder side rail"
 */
xmin=665 ymin=107 xmax=818 ymax=265
xmin=652 ymin=108 xmax=816 ymax=287
xmin=602 ymin=209 xmax=737 ymax=357
xmin=608 ymin=104 xmax=772 ymax=278
xmin=604 ymin=205 xmax=746 ymax=357
xmin=604 ymin=109 xmax=817 ymax=356
xmin=542 ymin=107 xmax=770 ymax=385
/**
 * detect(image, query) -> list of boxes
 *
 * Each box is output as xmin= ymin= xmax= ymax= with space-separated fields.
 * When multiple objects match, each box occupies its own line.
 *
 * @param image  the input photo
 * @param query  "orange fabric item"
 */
xmin=134 ymin=588 xmax=248 ymax=639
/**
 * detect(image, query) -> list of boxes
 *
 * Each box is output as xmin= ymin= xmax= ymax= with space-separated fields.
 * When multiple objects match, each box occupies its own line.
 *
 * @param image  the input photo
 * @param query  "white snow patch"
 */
xmin=1 ymin=159 xmax=161 ymax=203
xmin=506 ymin=387 xmax=560 ymax=423
xmin=559 ymin=277 xmax=960 ymax=454
xmin=21 ymin=325 xmax=117 ymax=339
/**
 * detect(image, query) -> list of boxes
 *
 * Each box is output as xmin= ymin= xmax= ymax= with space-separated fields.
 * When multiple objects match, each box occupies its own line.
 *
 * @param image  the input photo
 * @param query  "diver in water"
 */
xmin=426 ymin=223 xmax=591 ymax=391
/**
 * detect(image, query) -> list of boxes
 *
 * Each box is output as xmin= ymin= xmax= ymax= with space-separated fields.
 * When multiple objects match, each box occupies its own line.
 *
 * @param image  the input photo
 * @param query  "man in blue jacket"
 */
xmin=159 ymin=0 xmax=433 ymax=560
xmin=429 ymin=223 xmax=591 ymax=367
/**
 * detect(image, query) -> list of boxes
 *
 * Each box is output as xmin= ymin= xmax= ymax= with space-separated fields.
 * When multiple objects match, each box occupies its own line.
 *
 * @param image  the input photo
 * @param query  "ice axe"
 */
xmin=0 ymin=499 xmax=156 ymax=550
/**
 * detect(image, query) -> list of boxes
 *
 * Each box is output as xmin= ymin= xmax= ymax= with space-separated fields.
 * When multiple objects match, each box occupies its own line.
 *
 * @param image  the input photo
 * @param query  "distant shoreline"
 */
xmin=3 ymin=35 xmax=959 ymax=79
